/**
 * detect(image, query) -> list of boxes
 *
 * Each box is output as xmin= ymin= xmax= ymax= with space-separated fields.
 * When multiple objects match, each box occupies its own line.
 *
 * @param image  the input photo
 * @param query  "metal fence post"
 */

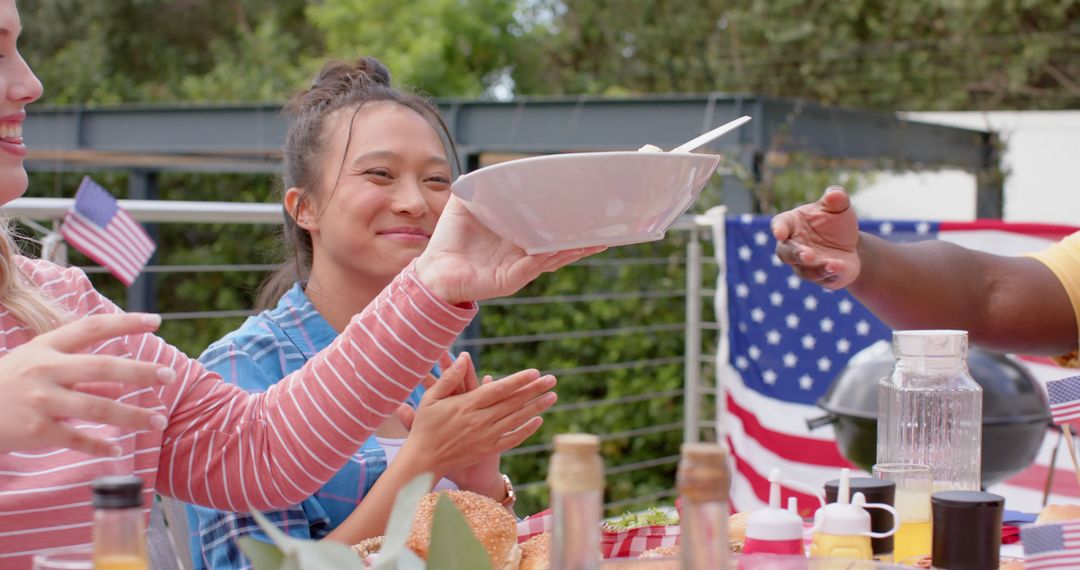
xmin=684 ymin=226 xmax=703 ymax=443
xmin=126 ymin=170 xmax=159 ymax=312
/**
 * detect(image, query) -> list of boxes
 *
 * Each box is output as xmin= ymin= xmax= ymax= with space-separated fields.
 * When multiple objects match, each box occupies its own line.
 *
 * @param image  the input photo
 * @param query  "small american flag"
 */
xmin=59 ymin=176 xmax=155 ymax=286
xmin=1022 ymin=520 xmax=1080 ymax=569
xmin=1046 ymin=375 xmax=1080 ymax=426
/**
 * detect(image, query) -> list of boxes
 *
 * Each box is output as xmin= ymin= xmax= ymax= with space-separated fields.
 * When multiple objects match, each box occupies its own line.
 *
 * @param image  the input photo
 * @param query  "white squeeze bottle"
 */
xmin=810 ymin=468 xmax=899 ymax=561
xmin=742 ymin=469 xmax=804 ymax=556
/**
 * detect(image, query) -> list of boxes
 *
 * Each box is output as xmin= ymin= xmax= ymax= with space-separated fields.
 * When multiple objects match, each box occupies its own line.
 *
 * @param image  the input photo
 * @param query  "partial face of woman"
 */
xmin=0 ymin=0 xmax=42 ymax=206
xmin=304 ymin=101 xmax=452 ymax=283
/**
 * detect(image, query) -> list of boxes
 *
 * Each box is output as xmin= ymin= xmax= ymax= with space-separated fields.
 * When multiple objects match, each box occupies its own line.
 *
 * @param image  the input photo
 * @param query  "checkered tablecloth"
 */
xmin=517 ymin=509 xmax=680 ymax=558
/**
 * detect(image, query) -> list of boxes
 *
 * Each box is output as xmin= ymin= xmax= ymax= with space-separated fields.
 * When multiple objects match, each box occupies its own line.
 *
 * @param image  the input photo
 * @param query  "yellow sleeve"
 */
xmin=1028 ymin=230 xmax=1080 ymax=367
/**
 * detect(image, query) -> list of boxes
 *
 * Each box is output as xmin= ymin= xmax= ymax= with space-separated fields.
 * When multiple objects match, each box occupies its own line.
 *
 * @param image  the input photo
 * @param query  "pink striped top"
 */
xmin=0 ymin=256 xmax=476 ymax=568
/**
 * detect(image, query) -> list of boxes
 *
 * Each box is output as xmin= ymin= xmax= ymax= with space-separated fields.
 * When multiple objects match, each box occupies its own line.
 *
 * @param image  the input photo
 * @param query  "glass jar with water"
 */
xmin=877 ymin=330 xmax=982 ymax=491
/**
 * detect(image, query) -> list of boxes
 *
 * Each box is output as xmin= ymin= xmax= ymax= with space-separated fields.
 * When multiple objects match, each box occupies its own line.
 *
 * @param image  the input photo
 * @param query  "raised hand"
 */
xmin=772 ymin=186 xmax=862 ymax=289
xmin=0 ymin=313 xmax=176 ymax=456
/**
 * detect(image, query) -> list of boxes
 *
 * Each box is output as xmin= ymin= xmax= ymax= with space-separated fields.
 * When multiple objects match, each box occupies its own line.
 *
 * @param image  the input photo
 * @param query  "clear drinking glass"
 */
xmin=874 ymin=463 xmax=933 ymax=563
xmin=32 ymin=546 xmax=94 ymax=570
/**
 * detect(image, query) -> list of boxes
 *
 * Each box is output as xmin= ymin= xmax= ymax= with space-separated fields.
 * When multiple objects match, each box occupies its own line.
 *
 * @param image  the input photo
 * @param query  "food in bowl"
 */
xmin=451 ymin=151 xmax=721 ymax=254
xmin=637 ymin=144 xmax=664 ymax=153
xmin=603 ymin=507 xmax=679 ymax=532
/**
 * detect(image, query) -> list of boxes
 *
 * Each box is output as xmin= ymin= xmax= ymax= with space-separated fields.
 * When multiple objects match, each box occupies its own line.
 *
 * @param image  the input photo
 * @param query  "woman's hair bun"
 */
xmin=310 ymin=56 xmax=391 ymax=90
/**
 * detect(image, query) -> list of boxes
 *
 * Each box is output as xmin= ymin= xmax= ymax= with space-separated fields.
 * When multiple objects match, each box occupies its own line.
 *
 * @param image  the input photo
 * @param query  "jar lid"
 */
xmin=893 ymin=330 xmax=968 ymax=358
xmin=677 ymin=442 xmax=729 ymax=502
xmin=92 ymin=475 xmax=143 ymax=509
xmin=825 ymin=477 xmax=895 ymax=555
xmin=824 ymin=477 xmax=895 ymax=505
xmin=931 ymin=490 xmax=1004 ymax=509
xmin=553 ymin=433 xmax=600 ymax=457
xmin=931 ymin=491 xmax=1004 ymax=570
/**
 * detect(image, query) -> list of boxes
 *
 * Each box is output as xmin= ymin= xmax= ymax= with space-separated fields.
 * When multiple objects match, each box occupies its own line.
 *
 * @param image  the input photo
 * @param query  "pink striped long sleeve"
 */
xmin=0 ymin=257 xmax=475 ymax=567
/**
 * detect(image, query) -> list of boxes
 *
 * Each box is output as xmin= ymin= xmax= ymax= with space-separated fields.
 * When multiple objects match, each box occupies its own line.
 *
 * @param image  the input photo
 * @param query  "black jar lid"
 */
xmin=92 ymin=476 xmax=144 ymax=509
xmin=824 ymin=477 xmax=895 ymax=504
xmin=825 ymin=477 xmax=896 ymax=556
xmin=931 ymin=490 xmax=1004 ymax=570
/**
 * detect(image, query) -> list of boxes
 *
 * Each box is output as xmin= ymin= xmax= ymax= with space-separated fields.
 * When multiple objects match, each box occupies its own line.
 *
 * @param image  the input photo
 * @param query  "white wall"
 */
xmin=849 ymin=111 xmax=1080 ymax=225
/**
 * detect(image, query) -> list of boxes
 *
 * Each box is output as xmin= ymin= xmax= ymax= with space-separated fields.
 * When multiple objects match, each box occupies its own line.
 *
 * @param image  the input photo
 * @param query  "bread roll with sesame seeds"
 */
xmin=407 ymin=490 xmax=521 ymax=569
xmin=519 ymin=532 xmax=550 ymax=570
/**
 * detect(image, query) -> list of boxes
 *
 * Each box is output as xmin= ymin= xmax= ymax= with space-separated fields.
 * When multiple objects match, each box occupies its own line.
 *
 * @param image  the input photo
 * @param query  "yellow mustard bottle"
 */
xmin=810 ymin=468 xmax=898 ymax=561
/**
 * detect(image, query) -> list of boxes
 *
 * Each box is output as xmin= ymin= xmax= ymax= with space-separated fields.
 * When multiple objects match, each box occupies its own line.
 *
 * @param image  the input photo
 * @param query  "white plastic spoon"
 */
xmin=670 ymin=115 xmax=752 ymax=153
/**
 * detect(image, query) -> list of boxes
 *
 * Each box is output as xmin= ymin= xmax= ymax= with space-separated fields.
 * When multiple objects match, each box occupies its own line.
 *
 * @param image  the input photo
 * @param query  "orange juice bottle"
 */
xmin=91 ymin=476 xmax=148 ymax=570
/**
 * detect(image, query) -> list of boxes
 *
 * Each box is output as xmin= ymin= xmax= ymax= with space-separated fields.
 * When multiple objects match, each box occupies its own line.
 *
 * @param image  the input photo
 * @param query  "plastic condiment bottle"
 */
xmin=743 ymin=468 xmax=804 ymax=556
xmin=824 ymin=476 xmax=897 ymax=562
xmin=92 ymin=475 xmax=149 ymax=570
xmin=549 ymin=433 xmax=604 ymax=570
xmin=810 ymin=469 xmax=899 ymax=561
xmin=676 ymin=442 xmax=730 ymax=570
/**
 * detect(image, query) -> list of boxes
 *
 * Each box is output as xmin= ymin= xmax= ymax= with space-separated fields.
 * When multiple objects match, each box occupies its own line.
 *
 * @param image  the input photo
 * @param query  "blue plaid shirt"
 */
xmin=184 ymin=284 xmax=431 ymax=569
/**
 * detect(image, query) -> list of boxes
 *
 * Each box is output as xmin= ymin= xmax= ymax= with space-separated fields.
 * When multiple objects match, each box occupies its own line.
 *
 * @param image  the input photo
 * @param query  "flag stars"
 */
xmin=749 ymin=345 xmax=762 ymax=360
xmin=751 ymin=308 xmax=766 ymax=323
xmin=916 ymin=221 xmax=931 ymax=235
xmin=838 ymin=299 xmax=853 ymax=314
xmin=739 ymin=246 xmax=753 ymax=261
xmin=802 ymin=334 xmax=817 ymax=350
xmin=740 ymin=213 xmax=754 ymax=224
xmin=763 ymin=369 xmax=778 ymax=385
xmin=771 ymin=254 xmax=783 ymax=267
xmin=787 ymin=275 xmax=802 ymax=290
xmin=818 ymin=357 xmax=832 ymax=372
xmin=804 ymin=296 xmax=818 ymax=311
xmin=783 ymin=353 xmax=798 ymax=368
xmin=754 ymin=231 xmax=769 ymax=246
xmin=770 ymin=291 xmax=784 ymax=306
xmin=766 ymin=330 xmax=782 ymax=345
xmin=786 ymin=314 xmax=800 ymax=329
xmin=820 ymin=318 xmax=834 ymax=333
xmin=738 ymin=322 xmax=748 ymax=333
xmin=736 ymin=283 xmax=750 ymax=298
xmin=735 ymin=356 xmax=749 ymax=370
xmin=799 ymin=375 xmax=814 ymax=390
xmin=754 ymin=270 xmax=768 ymax=284
xmin=836 ymin=338 xmax=851 ymax=354
xmin=880 ymin=222 xmax=894 ymax=235
xmin=856 ymin=320 xmax=871 ymax=336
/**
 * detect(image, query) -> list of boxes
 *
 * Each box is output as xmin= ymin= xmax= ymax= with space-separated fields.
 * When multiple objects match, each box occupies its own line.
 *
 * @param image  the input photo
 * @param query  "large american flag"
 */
xmin=719 ymin=214 xmax=1080 ymax=515
xmin=59 ymin=176 xmax=156 ymax=286
xmin=1022 ymin=520 xmax=1080 ymax=569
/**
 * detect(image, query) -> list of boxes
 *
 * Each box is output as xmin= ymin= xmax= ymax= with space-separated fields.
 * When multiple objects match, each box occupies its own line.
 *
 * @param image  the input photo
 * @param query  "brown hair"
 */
xmin=256 ymin=56 xmax=460 ymax=310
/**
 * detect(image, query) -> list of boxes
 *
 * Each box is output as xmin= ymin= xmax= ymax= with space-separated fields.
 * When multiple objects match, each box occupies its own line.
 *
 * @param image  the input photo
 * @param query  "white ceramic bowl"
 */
xmin=451 ymin=151 xmax=721 ymax=254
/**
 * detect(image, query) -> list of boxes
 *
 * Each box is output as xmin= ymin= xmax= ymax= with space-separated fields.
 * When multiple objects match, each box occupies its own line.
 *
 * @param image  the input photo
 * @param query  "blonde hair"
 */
xmin=0 ymin=219 xmax=64 ymax=333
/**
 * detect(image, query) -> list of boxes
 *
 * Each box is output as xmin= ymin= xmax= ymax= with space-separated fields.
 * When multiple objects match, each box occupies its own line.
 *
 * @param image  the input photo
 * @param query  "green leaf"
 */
xmin=374 ymin=472 xmax=435 ymax=570
xmin=237 ymin=536 xmax=285 ymax=570
xmin=294 ymin=539 xmax=367 ymax=570
xmin=427 ymin=494 xmax=493 ymax=570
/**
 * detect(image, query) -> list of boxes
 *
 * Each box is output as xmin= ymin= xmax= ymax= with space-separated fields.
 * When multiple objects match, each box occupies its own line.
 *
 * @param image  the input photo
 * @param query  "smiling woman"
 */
xmin=182 ymin=57 xmax=557 ymax=570
xmin=0 ymin=0 xmax=599 ymax=563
